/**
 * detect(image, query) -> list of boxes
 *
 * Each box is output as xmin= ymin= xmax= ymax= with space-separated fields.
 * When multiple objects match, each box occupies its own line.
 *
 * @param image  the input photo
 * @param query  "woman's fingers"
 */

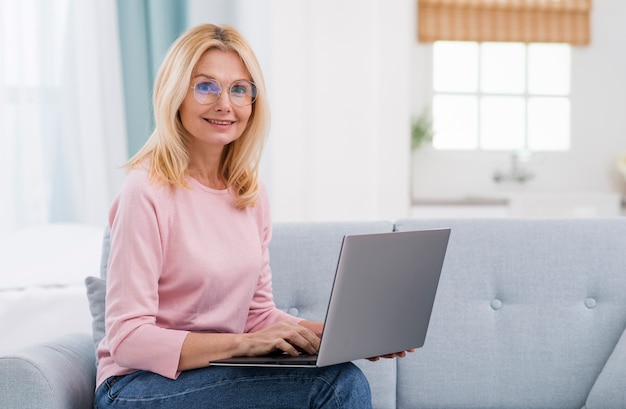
xmin=367 ymin=349 xmax=415 ymax=361
xmin=282 ymin=323 xmax=320 ymax=355
xmin=249 ymin=321 xmax=320 ymax=356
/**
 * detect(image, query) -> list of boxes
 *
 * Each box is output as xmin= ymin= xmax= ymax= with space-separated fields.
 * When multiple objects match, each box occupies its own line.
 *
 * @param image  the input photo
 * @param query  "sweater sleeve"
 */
xmin=104 ymin=171 xmax=188 ymax=380
xmin=244 ymin=184 xmax=301 ymax=333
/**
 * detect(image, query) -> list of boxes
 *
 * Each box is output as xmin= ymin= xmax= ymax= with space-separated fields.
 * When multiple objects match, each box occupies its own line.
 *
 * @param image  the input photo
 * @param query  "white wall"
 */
xmin=411 ymin=0 xmax=626 ymax=200
xmin=266 ymin=0 xmax=412 ymax=222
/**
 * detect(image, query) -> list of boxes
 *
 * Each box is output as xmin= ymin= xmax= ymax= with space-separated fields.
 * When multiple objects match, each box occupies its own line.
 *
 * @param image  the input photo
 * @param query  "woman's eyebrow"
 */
xmin=192 ymin=73 xmax=253 ymax=82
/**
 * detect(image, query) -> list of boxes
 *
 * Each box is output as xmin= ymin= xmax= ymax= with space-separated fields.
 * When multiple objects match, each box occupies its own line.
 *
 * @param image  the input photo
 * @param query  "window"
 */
xmin=431 ymin=41 xmax=571 ymax=152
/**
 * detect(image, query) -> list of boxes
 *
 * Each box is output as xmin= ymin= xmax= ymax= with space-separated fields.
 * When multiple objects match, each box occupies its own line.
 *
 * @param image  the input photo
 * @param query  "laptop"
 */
xmin=211 ymin=228 xmax=451 ymax=368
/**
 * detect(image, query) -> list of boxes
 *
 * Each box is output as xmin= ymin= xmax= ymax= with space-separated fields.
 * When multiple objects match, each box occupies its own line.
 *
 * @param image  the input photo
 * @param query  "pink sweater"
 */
xmin=95 ymin=168 xmax=300 ymax=387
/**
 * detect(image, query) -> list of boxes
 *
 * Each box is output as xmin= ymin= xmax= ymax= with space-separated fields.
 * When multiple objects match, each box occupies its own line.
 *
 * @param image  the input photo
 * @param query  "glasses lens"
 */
xmin=193 ymin=80 xmax=221 ymax=104
xmin=229 ymin=80 xmax=258 ymax=106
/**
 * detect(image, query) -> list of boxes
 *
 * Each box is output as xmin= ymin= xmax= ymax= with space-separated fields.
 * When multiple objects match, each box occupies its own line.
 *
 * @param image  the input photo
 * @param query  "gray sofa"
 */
xmin=2 ymin=218 xmax=626 ymax=408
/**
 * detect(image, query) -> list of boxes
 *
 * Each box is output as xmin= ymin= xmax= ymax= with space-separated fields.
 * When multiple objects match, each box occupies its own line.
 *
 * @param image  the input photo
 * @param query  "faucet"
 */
xmin=493 ymin=150 xmax=534 ymax=184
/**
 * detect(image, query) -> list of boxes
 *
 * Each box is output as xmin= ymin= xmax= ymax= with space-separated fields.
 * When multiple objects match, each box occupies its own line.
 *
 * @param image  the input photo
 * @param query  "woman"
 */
xmin=95 ymin=23 xmax=401 ymax=408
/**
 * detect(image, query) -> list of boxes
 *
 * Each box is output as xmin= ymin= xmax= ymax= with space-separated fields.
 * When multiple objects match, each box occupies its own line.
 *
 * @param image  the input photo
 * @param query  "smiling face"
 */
xmin=179 ymin=48 xmax=253 ymax=160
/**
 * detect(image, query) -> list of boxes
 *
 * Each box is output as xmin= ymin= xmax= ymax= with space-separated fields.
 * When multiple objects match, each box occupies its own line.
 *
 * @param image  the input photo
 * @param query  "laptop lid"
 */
xmin=211 ymin=228 xmax=450 ymax=368
xmin=316 ymin=228 xmax=450 ymax=366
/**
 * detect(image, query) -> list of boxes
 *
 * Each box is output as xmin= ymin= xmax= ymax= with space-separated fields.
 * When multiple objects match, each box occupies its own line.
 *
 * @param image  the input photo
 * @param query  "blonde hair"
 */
xmin=126 ymin=24 xmax=270 ymax=209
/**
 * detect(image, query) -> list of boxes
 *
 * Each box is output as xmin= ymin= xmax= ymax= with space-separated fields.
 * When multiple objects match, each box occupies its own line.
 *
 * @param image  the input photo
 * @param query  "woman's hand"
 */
xmin=243 ymin=321 xmax=321 ymax=357
xmin=367 ymin=349 xmax=415 ymax=362
xmin=178 ymin=321 xmax=319 ymax=371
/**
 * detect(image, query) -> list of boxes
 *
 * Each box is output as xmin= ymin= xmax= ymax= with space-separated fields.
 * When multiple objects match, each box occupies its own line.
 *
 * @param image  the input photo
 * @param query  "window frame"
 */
xmin=430 ymin=41 xmax=572 ymax=153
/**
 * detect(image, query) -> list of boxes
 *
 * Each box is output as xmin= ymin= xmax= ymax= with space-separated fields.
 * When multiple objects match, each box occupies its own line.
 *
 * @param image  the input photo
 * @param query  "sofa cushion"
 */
xmin=0 ymin=223 xmax=102 ymax=355
xmin=84 ymin=276 xmax=106 ymax=352
xmin=0 ymin=286 xmax=93 ymax=356
xmin=585 ymin=325 xmax=626 ymax=408
xmin=394 ymin=218 xmax=626 ymax=409
xmin=100 ymin=227 xmax=111 ymax=279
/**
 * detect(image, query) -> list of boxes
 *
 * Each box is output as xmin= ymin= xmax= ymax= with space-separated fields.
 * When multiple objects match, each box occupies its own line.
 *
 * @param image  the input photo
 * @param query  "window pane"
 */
xmin=433 ymin=95 xmax=478 ymax=149
xmin=528 ymin=44 xmax=570 ymax=95
xmin=480 ymin=96 xmax=525 ymax=150
xmin=480 ymin=42 xmax=526 ymax=94
xmin=433 ymin=41 xmax=478 ymax=92
xmin=528 ymin=97 xmax=570 ymax=151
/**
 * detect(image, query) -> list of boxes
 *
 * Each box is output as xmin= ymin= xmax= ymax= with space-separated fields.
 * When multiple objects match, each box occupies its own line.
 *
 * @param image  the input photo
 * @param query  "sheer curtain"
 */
xmin=116 ymin=0 xmax=187 ymax=156
xmin=0 ymin=0 xmax=127 ymax=234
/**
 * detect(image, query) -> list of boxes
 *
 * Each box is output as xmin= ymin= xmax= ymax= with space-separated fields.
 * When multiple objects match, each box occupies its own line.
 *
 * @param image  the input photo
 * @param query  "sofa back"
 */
xmin=394 ymin=218 xmax=626 ymax=409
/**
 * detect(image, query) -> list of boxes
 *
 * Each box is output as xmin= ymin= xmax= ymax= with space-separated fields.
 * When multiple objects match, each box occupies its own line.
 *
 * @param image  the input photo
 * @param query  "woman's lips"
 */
xmin=205 ymin=118 xmax=235 ymax=126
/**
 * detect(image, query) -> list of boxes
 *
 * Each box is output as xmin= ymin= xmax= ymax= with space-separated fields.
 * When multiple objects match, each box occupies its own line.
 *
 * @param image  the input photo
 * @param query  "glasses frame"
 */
xmin=190 ymin=79 xmax=258 ymax=107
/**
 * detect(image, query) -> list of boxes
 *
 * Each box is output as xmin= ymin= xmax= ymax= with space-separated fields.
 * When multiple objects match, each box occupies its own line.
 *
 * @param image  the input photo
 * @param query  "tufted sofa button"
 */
xmin=490 ymin=299 xmax=503 ymax=310
xmin=288 ymin=307 xmax=300 ymax=316
xmin=585 ymin=298 xmax=597 ymax=309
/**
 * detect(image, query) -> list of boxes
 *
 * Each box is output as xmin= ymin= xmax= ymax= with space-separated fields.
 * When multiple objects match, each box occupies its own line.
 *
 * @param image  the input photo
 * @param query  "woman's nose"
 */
xmin=213 ymin=91 xmax=232 ymax=111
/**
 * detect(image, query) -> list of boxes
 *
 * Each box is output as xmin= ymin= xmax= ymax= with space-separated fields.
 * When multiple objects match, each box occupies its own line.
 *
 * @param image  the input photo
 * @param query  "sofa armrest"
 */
xmin=586 ymin=325 xmax=626 ymax=408
xmin=0 ymin=333 xmax=96 ymax=409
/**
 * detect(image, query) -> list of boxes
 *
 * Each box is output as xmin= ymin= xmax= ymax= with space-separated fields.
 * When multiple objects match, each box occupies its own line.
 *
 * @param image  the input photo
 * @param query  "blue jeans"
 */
xmin=94 ymin=363 xmax=372 ymax=408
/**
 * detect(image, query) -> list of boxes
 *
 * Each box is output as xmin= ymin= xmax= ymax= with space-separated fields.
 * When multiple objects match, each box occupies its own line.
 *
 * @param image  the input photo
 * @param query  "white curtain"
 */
xmin=0 ymin=0 xmax=127 ymax=234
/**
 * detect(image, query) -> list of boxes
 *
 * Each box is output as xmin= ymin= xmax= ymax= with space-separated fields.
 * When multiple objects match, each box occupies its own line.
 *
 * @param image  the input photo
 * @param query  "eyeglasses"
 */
xmin=191 ymin=79 xmax=258 ymax=106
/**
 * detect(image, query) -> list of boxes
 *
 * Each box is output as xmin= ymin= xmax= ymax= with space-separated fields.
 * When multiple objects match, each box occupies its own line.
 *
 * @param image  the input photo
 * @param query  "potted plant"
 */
xmin=411 ymin=107 xmax=434 ymax=151
xmin=617 ymin=151 xmax=626 ymax=183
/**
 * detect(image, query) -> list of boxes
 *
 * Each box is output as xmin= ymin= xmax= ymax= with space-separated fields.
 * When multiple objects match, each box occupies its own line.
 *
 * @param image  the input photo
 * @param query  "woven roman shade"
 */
xmin=418 ymin=0 xmax=592 ymax=45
